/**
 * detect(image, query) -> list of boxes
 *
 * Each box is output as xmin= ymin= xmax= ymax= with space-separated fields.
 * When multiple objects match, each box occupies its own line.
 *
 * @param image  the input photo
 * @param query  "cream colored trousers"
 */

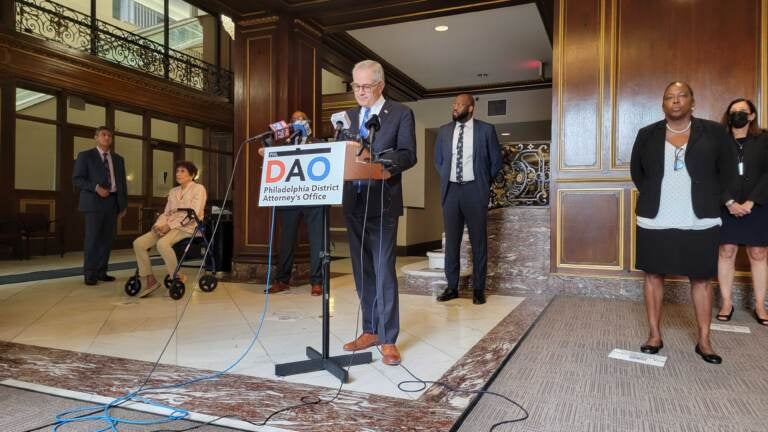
xmin=133 ymin=229 xmax=192 ymax=278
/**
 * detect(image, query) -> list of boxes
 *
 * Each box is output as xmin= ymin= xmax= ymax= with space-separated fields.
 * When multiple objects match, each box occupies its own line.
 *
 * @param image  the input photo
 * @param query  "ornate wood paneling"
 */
xmin=551 ymin=0 xmax=768 ymax=279
xmin=556 ymin=188 xmax=622 ymax=270
xmin=19 ymin=198 xmax=55 ymax=232
xmin=612 ymin=0 xmax=760 ymax=168
xmin=233 ymin=15 xmax=322 ymax=268
xmin=117 ymin=202 xmax=142 ymax=236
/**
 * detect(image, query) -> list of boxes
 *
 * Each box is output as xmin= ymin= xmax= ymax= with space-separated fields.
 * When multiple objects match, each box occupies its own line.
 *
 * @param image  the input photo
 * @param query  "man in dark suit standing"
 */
xmin=73 ymin=126 xmax=128 ymax=285
xmin=266 ymin=110 xmax=328 ymax=296
xmin=340 ymin=60 xmax=417 ymax=365
xmin=434 ymin=94 xmax=502 ymax=305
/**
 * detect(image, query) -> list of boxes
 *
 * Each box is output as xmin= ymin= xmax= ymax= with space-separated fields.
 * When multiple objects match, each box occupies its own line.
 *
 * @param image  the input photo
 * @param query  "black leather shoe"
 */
xmin=436 ymin=287 xmax=459 ymax=302
xmin=84 ymin=278 xmax=98 ymax=286
xmin=640 ymin=342 xmax=663 ymax=354
xmin=716 ymin=306 xmax=734 ymax=322
xmin=472 ymin=291 xmax=486 ymax=305
xmin=695 ymin=344 xmax=722 ymax=364
xmin=753 ymin=310 xmax=768 ymax=326
xmin=97 ymin=274 xmax=116 ymax=282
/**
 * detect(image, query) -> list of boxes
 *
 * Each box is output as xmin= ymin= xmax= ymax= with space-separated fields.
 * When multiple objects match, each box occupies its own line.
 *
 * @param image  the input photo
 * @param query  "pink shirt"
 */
xmin=155 ymin=182 xmax=207 ymax=234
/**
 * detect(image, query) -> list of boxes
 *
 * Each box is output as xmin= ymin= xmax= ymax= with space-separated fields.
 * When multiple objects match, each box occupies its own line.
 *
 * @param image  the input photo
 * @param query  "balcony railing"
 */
xmin=15 ymin=0 xmax=232 ymax=100
xmin=490 ymin=141 xmax=550 ymax=208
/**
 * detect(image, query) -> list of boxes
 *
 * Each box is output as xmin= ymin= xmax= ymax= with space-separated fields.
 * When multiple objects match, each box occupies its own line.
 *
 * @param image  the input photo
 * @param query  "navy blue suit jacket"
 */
xmin=344 ymin=100 xmax=417 ymax=217
xmin=72 ymin=148 xmax=128 ymax=213
xmin=434 ymin=118 xmax=502 ymax=205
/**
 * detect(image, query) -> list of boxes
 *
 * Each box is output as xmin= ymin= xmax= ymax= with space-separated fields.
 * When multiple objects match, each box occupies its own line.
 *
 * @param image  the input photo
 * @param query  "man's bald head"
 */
xmin=452 ymin=93 xmax=475 ymax=123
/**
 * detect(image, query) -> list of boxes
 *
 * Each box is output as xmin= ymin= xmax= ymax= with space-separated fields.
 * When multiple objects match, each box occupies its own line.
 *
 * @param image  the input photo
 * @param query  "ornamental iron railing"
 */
xmin=490 ymin=141 xmax=550 ymax=208
xmin=15 ymin=0 xmax=232 ymax=100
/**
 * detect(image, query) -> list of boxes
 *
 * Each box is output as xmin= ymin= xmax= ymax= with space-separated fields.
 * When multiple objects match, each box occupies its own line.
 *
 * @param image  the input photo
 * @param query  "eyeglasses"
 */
xmin=351 ymin=82 xmax=381 ymax=93
xmin=674 ymin=146 xmax=685 ymax=171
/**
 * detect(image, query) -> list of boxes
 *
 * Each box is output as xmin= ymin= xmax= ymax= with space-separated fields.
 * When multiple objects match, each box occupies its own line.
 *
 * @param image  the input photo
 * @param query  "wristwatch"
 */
xmin=725 ymin=199 xmax=736 ymax=207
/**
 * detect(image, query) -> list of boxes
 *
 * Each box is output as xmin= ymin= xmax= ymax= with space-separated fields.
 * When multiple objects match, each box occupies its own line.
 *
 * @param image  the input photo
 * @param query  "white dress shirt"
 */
xmin=97 ymin=147 xmax=117 ymax=193
xmin=450 ymin=118 xmax=474 ymax=183
xmin=359 ymin=96 xmax=386 ymax=131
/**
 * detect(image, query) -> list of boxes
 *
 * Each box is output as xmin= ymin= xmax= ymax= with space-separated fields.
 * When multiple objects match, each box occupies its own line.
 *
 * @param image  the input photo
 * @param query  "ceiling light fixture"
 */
xmin=501 ymin=132 xmax=511 ymax=136
xmin=434 ymin=25 xmax=449 ymax=32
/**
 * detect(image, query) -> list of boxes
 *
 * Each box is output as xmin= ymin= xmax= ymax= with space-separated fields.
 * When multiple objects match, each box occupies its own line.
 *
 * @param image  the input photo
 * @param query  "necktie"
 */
xmin=102 ymin=152 xmax=112 ymax=191
xmin=359 ymin=107 xmax=371 ymax=139
xmin=355 ymin=107 xmax=373 ymax=192
xmin=456 ymin=124 xmax=465 ymax=182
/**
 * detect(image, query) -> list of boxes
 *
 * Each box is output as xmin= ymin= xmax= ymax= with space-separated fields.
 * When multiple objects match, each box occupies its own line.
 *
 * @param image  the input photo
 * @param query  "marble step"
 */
xmin=401 ymin=260 xmax=472 ymax=296
xmin=426 ymin=250 xmax=444 ymax=269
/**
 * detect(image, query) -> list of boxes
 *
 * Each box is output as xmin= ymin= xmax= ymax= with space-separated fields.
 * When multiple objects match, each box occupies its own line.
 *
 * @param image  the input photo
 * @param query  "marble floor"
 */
xmin=0 ymin=252 xmax=523 ymax=401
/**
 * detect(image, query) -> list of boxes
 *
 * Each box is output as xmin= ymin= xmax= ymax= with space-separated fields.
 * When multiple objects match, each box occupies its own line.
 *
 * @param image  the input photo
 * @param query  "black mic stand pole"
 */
xmin=274 ymin=164 xmax=373 ymax=383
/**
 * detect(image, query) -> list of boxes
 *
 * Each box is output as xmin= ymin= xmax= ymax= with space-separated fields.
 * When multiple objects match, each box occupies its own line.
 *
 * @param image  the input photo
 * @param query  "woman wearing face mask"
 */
xmin=631 ymin=82 xmax=737 ymax=364
xmin=716 ymin=99 xmax=768 ymax=326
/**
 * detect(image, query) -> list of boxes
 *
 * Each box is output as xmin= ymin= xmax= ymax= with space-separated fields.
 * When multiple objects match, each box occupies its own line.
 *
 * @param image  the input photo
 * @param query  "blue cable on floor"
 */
xmin=52 ymin=206 xmax=278 ymax=432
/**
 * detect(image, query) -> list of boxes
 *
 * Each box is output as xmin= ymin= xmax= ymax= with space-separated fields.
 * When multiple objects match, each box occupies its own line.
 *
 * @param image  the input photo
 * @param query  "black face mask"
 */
xmin=729 ymin=111 xmax=750 ymax=129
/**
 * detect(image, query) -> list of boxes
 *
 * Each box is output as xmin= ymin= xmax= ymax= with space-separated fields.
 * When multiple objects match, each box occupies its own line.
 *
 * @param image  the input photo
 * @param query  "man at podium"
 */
xmin=340 ymin=60 xmax=417 ymax=366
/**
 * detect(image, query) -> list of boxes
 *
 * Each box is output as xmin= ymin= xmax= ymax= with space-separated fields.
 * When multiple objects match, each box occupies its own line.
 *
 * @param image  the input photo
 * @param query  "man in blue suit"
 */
xmin=340 ymin=60 xmax=417 ymax=365
xmin=73 ymin=126 xmax=128 ymax=285
xmin=434 ymin=94 xmax=502 ymax=305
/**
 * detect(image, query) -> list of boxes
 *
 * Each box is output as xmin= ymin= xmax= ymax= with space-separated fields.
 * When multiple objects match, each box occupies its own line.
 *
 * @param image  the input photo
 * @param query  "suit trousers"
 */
xmin=276 ymin=207 xmax=326 ymax=285
xmin=82 ymin=195 xmax=118 ymax=279
xmin=345 ymin=200 xmax=400 ymax=344
xmin=133 ymin=228 xmax=193 ymax=278
xmin=443 ymin=182 xmax=489 ymax=292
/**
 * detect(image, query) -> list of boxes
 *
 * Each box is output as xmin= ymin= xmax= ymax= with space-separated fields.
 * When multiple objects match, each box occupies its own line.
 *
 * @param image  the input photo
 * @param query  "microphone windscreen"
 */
xmin=292 ymin=120 xmax=311 ymax=137
xmin=330 ymin=111 xmax=351 ymax=130
xmin=269 ymin=120 xmax=291 ymax=140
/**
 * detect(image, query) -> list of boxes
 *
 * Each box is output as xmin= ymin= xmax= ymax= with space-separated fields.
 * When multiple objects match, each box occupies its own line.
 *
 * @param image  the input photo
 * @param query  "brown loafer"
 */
xmin=311 ymin=283 xmax=322 ymax=296
xmin=381 ymin=344 xmax=401 ymax=366
xmin=265 ymin=281 xmax=289 ymax=294
xmin=343 ymin=332 xmax=379 ymax=351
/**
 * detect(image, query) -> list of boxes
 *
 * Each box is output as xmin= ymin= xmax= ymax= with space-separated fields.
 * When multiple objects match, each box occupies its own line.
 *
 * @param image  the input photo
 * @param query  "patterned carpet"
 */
xmin=457 ymin=296 xmax=768 ymax=432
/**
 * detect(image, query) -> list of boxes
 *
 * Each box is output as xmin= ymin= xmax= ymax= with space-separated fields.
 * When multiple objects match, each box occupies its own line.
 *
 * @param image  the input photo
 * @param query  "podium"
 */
xmin=273 ymin=141 xmax=389 ymax=382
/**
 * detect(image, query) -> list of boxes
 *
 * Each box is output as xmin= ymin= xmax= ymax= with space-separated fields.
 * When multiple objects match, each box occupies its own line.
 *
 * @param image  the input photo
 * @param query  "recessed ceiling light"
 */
xmin=501 ymin=132 xmax=511 ymax=136
xmin=434 ymin=25 xmax=449 ymax=32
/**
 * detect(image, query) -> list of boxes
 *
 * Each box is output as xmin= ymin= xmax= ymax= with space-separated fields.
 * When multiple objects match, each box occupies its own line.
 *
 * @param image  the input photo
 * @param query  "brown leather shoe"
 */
xmin=311 ymin=283 xmax=322 ymax=296
xmin=265 ymin=281 xmax=289 ymax=294
xmin=343 ymin=332 xmax=379 ymax=351
xmin=381 ymin=344 xmax=401 ymax=366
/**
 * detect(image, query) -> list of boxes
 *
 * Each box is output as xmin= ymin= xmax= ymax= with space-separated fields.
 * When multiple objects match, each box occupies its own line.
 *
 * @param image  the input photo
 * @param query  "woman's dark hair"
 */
xmin=664 ymin=81 xmax=694 ymax=100
xmin=174 ymin=160 xmax=198 ymax=180
xmin=721 ymin=98 xmax=762 ymax=136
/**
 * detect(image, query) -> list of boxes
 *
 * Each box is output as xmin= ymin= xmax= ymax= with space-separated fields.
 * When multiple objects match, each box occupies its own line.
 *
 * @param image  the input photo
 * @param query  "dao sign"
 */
xmin=258 ymin=142 xmax=345 ymax=207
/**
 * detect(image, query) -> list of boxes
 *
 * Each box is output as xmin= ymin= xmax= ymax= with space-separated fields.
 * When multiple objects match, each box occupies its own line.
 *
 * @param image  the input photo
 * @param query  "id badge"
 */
xmin=738 ymin=162 xmax=744 ymax=176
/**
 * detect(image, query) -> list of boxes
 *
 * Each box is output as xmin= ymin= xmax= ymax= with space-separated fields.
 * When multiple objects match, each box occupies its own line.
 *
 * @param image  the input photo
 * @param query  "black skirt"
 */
xmin=636 ymin=226 xmax=720 ymax=278
xmin=720 ymin=204 xmax=768 ymax=246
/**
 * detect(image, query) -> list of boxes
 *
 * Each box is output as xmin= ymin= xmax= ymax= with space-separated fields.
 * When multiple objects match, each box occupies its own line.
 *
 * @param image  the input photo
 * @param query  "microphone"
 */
xmin=269 ymin=120 xmax=292 ymax=141
xmin=330 ymin=111 xmax=351 ymax=140
xmin=362 ymin=114 xmax=381 ymax=151
xmin=291 ymin=119 xmax=311 ymax=143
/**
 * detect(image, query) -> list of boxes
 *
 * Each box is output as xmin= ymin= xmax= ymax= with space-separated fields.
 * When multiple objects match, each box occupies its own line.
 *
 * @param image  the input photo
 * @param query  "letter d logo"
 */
xmin=265 ymin=160 xmax=285 ymax=183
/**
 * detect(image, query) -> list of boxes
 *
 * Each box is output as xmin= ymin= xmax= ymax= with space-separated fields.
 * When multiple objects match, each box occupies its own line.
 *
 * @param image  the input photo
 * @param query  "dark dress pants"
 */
xmin=83 ymin=196 xmax=118 ymax=279
xmin=443 ymin=182 xmax=488 ymax=292
xmin=345 ymin=199 xmax=400 ymax=344
xmin=276 ymin=206 xmax=326 ymax=285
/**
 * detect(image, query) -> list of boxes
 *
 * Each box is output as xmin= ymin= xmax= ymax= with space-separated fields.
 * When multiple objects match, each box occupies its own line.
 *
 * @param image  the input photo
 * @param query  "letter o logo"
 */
xmin=307 ymin=157 xmax=330 ymax=181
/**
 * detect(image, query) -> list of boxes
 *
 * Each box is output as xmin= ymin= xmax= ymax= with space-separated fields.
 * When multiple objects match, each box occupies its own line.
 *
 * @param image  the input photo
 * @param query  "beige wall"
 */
xmin=322 ymin=69 xmax=348 ymax=95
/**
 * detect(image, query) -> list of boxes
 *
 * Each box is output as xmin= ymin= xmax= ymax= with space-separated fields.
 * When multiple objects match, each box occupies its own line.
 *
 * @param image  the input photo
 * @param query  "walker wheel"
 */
xmin=125 ymin=276 xmax=141 ymax=296
xmin=199 ymin=275 xmax=218 ymax=292
xmin=164 ymin=274 xmax=172 ymax=288
xmin=169 ymin=280 xmax=185 ymax=300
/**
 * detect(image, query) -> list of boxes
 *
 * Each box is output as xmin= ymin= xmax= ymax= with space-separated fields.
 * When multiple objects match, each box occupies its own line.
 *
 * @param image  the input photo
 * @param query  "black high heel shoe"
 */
xmin=695 ymin=344 xmax=722 ymax=364
xmin=753 ymin=310 xmax=768 ymax=326
xmin=640 ymin=341 xmax=663 ymax=354
xmin=716 ymin=306 xmax=734 ymax=322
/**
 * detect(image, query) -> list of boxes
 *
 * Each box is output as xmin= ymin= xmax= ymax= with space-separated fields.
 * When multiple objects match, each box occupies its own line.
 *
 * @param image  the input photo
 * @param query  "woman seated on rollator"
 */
xmin=132 ymin=161 xmax=207 ymax=297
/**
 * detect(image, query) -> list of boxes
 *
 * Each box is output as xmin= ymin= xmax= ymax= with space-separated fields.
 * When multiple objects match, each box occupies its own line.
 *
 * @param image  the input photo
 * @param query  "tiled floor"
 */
xmin=0 ymin=251 xmax=524 ymax=401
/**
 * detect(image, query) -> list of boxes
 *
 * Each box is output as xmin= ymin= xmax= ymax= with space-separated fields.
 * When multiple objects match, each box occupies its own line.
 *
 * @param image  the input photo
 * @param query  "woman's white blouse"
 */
xmin=636 ymin=141 xmax=721 ymax=230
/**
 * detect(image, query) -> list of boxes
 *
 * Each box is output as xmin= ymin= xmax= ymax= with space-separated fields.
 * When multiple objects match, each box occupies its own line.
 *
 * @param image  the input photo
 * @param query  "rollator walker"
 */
xmin=124 ymin=208 xmax=218 ymax=300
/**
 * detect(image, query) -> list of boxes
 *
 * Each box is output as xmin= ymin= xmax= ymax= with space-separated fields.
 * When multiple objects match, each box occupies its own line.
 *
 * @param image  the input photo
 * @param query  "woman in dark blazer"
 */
xmin=630 ymin=82 xmax=737 ymax=364
xmin=716 ymin=98 xmax=768 ymax=326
